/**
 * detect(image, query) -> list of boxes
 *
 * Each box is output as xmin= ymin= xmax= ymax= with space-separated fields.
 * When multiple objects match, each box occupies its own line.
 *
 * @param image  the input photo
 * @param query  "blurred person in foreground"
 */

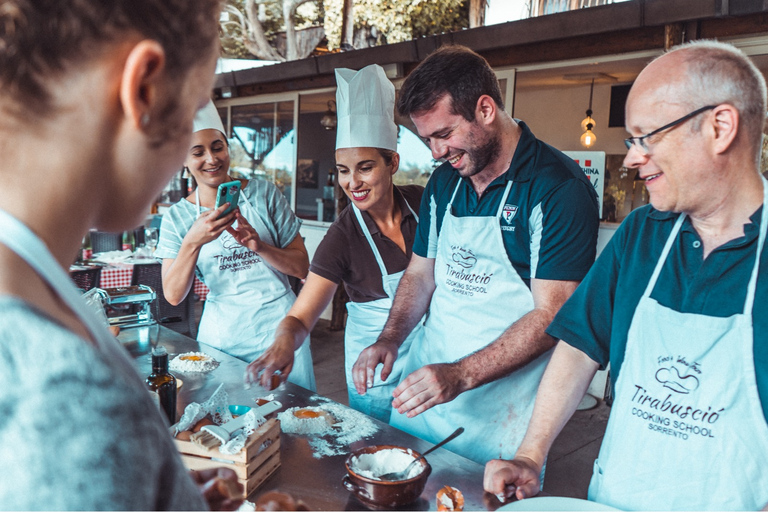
xmin=155 ymin=101 xmax=315 ymax=391
xmin=352 ymin=45 xmax=600 ymax=464
xmin=0 ymin=1 xmax=242 ymax=509
xmin=485 ymin=40 xmax=768 ymax=510
xmin=247 ymin=64 xmax=423 ymax=422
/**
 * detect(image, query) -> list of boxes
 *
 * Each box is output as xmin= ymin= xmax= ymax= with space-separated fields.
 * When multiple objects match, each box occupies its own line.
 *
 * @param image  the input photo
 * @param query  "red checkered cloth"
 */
xmin=192 ymin=279 xmax=209 ymax=301
xmin=99 ymin=263 xmax=133 ymax=289
xmin=99 ymin=263 xmax=209 ymax=301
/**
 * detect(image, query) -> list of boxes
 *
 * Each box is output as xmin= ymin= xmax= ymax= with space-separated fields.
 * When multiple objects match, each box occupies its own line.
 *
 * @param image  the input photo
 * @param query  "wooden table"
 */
xmin=119 ymin=326 xmax=504 ymax=510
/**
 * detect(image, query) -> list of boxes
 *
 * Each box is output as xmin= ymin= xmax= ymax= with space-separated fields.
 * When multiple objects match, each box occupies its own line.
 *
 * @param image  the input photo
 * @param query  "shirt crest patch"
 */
xmin=502 ymin=204 xmax=519 ymax=224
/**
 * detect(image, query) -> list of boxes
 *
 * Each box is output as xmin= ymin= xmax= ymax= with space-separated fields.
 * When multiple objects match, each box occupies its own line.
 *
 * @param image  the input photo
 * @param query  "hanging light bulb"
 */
xmin=580 ymin=78 xmax=596 ymax=148
xmin=581 ymin=123 xmax=597 ymax=148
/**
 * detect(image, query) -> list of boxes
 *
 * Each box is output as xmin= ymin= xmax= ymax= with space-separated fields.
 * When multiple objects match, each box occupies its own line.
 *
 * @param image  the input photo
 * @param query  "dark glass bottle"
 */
xmin=146 ymin=347 xmax=176 ymax=424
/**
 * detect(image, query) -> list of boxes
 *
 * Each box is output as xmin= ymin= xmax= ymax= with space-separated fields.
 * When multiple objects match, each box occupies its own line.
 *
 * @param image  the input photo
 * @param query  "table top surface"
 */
xmin=119 ymin=325 xmax=506 ymax=511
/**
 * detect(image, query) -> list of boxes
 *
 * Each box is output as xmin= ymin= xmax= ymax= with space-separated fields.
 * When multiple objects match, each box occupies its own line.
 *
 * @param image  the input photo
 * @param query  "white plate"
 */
xmin=497 ymin=496 xmax=618 ymax=511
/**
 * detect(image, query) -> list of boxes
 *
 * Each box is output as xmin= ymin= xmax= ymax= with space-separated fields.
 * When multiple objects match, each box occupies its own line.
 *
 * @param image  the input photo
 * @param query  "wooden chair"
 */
xmin=131 ymin=261 xmax=197 ymax=337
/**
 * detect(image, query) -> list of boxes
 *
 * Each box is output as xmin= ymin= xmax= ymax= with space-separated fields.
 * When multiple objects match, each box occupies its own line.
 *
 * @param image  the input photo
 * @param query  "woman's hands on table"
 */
xmin=190 ymin=467 xmax=244 ymax=511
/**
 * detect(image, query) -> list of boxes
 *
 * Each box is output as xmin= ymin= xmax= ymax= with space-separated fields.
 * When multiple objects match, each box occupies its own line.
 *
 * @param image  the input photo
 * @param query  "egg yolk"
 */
xmin=293 ymin=408 xmax=321 ymax=419
xmin=181 ymin=355 xmax=206 ymax=361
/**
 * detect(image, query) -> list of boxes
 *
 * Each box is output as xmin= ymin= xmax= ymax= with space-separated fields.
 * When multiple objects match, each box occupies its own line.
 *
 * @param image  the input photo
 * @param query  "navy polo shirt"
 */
xmin=413 ymin=121 xmax=600 ymax=286
xmin=548 ymin=204 xmax=768 ymax=421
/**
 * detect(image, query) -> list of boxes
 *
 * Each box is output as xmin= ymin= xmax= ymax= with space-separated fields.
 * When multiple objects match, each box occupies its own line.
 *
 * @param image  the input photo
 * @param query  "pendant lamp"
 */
xmin=580 ymin=79 xmax=596 ymax=148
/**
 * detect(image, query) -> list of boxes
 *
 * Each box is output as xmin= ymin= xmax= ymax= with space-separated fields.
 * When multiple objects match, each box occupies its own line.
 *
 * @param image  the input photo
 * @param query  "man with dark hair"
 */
xmin=352 ymin=45 xmax=600 ymax=464
xmin=485 ymin=40 xmax=768 ymax=510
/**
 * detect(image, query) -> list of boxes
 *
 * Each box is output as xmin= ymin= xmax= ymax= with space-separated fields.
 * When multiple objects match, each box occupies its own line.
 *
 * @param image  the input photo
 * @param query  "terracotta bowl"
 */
xmin=343 ymin=444 xmax=431 ymax=510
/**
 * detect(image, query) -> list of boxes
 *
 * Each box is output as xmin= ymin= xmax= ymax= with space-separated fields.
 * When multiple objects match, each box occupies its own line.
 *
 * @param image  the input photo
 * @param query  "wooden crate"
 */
xmin=172 ymin=418 xmax=281 ymax=496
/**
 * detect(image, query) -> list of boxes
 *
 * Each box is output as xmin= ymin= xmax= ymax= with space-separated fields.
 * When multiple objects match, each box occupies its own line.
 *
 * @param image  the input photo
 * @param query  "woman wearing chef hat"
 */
xmin=155 ymin=100 xmax=316 ymax=391
xmin=246 ymin=64 xmax=424 ymax=423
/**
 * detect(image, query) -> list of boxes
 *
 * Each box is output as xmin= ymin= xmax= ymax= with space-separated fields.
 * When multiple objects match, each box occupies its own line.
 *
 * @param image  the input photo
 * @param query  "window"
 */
xmin=228 ymin=101 xmax=296 ymax=204
xmin=296 ymin=91 xmax=338 ymax=222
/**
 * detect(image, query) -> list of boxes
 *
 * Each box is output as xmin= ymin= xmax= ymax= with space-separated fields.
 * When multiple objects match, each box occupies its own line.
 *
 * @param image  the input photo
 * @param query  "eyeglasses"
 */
xmin=624 ymin=105 xmax=716 ymax=155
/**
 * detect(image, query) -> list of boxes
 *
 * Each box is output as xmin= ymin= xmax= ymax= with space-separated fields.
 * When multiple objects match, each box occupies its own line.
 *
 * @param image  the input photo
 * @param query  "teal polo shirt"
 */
xmin=413 ymin=121 xmax=600 ymax=285
xmin=548 ymin=204 xmax=768 ymax=421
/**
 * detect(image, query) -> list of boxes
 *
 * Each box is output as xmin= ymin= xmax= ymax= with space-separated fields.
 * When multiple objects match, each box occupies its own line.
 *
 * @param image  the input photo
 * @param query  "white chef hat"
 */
xmin=335 ymin=64 xmax=398 ymax=151
xmin=193 ymin=100 xmax=226 ymax=135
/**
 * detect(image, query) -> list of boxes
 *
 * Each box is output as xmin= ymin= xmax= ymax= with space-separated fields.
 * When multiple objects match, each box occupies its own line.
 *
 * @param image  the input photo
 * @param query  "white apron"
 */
xmin=390 ymin=181 xmax=552 ymax=465
xmin=194 ymin=185 xmax=315 ymax=391
xmin=588 ymin=179 xmax=768 ymax=510
xmin=0 ymin=210 xmax=149 ymax=406
xmin=345 ymin=201 xmax=423 ymax=423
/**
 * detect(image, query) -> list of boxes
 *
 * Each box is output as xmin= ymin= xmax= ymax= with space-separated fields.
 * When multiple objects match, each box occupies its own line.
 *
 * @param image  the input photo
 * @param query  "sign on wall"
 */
xmin=563 ymin=151 xmax=605 ymax=218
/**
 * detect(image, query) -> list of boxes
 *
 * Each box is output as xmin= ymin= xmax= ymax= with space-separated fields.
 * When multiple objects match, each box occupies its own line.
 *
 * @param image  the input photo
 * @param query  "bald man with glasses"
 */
xmin=484 ymin=40 xmax=768 ymax=511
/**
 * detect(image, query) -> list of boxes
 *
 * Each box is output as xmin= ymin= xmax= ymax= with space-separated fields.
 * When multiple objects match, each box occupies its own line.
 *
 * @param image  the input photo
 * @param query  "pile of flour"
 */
xmin=169 ymin=352 xmax=219 ymax=373
xmin=278 ymin=396 xmax=379 ymax=458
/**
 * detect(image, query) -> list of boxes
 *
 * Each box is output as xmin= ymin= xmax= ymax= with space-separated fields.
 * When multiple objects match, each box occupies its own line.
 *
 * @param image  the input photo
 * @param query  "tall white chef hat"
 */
xmin=335 ymin=64 xmax=398 ymax=151
xmin=193 ymin=100 xmax=226 ymax=135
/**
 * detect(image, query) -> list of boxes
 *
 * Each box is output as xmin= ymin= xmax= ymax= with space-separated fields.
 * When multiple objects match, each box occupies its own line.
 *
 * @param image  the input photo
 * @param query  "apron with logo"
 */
xmin=588 ymin=179 xmax=768 ymax=510
xmin=195 ymin=185 xmax=315 ymax=391
xmin=390 ymin=180 xmax=552 ymax=464
xmin=345 ymin=201 xmax=423 ymax=423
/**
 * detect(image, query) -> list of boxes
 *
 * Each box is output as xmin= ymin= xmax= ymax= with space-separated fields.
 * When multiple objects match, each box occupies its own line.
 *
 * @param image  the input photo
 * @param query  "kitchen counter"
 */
xmin=119 ymin=325 xmax=504 ymax=510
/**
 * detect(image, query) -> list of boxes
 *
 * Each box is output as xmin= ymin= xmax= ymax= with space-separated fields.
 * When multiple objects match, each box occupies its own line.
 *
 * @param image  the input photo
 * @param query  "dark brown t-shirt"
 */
xmin=309 ymin=185 xmax=424 ymax=303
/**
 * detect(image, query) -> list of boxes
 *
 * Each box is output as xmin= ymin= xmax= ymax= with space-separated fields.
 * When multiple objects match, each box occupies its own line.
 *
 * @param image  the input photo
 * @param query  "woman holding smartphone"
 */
xmin=246 ymin=65 xmax=423 ymax=422
xmin=156 ymin=101 xmax=315 ymax=391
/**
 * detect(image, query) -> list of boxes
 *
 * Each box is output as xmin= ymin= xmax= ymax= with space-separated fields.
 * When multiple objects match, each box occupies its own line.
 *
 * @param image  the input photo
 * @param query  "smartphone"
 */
xmin=214 ymin=180 xmax=241 ymax=218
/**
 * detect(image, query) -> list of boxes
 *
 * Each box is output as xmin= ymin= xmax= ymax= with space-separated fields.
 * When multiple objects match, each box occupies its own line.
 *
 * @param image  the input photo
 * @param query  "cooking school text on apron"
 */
xmin=390 ymin=180 xmax=552 ymax=465
xmin=194 ymin=185 xmax=316 ymax=391
xmin=589 ymin=178 xmax=768 ymax=511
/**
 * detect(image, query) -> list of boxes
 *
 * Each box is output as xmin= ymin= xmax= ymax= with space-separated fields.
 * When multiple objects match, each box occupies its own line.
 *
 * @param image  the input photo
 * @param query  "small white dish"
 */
xmin=497 ymin=496 xmax=618 ymax=511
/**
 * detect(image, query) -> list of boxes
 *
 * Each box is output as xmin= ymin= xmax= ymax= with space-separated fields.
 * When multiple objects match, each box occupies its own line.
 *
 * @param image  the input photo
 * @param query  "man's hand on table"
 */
xmin=351 ymin=340 xmax=399 ymax=395
xmin=190 ymin=467 xmax=244 ymax=511
xmin=390 ymin=363 xmax=464 ymax=417
xmin=484 ymin=457 xmax=541 ymax=503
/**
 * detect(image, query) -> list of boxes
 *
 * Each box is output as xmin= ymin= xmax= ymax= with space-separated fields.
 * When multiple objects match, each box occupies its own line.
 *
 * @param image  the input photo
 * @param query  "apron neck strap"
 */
xmin=0 ymin=209 xmax=109 ymax=346
xmin=351 ymin=190 xmax=418 ymax=278
xmin=642 ymin=213 xmax=686 ymax=299
xmin=495 ymin=181 xmax=514 ymax=218
xmin=195 ymin=187 xmax=201 ymax=217
xmin=352 ymin=204 xmax=389 ymax=277
xmin=448 ymin=179 xmax=462 ymax=208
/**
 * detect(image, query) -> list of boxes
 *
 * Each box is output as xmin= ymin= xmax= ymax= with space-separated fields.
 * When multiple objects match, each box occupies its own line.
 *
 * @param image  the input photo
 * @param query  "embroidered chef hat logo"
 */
xmin=335 ymin=64 xmax=398 ymax=151
xmin=451 ymin=248 xmax=477 ymax=269
xmin=655 ymin=366 xmax=700 ymax=394
xmin=220 ymin=231 xmax=242 ymax=252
